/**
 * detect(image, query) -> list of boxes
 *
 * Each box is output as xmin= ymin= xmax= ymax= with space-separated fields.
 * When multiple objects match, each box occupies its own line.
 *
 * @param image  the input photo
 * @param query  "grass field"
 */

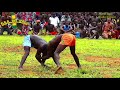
xmin=1 ymin=33 xmax=120 ymax=78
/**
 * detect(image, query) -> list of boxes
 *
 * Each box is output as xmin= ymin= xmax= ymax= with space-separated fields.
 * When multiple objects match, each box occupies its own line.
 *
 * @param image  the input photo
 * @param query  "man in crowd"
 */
xmin=45 ymin=20 xmax=58 ymax=35
xmin=102 ymin=18 xmax=114 ymax=39
xmin=76 ymin=24 xmax=87 ymax=38
xmin=0 ymin=12 xmax=13 ymax=35
xmin=49 ymin=13 xmax=60 ymax=32
xmin=33 ymin=20 xmax=42 ymax=35
xmin=89 ymin=22 xmax=99 ymax=39
xmin=60 ymin=21 xmax=73 ymax=34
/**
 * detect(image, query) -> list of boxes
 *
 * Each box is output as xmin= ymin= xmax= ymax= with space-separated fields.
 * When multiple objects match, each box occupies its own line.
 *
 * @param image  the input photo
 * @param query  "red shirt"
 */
xmin=36 ymin=12 xmax=40 ymax=16
xmin=104 ymin=22 xmax=114 ymax=31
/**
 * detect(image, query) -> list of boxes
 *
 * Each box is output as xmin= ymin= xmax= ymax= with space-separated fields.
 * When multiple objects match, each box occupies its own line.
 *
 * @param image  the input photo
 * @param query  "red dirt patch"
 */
xmin=21 ymin=66 xmax=38 ymax=70
xmin=86 ymin=56 xmax=120 ymax=62
xmin=86 ymin=56 xmax=120 ymax=67
xmin=4 ymin=46 xmax=23 ymax=52
xmin=0 ymin=65 xmax=11 ymax=69
xmin=19 ymin=70 xmax=36 ymax=75
xmin=103 ymin=74 xmax=112 ymax=78
xmin=3 ymin=46 xmax=36 ymax=54
xmin=65 ymin=54 xmax=72 ymax=58
xmin=18 ymin=66 xmax=41 ymax=75
xmin=55 ymin=67 xmax=64 ymax=74
xmin=94 ymin=66 xmax=108 ymax=69
xmin=108 ymin=60 xmax=120 ymax=67
xmin=66 ymin=64 xmax=77 ymax=69
xmin=100 ymin=70 xmax=113 ymax=78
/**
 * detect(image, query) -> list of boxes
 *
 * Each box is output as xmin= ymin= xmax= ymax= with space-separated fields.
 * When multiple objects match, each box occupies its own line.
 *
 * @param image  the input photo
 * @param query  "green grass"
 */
xmin=1 ymin=32 xmax=120 ymax=78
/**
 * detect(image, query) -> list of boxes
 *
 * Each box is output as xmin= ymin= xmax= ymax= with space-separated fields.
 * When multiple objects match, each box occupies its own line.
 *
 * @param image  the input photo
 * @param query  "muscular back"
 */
xmin=49 ymin=34 xmax=62 ymax=48
xmin=42 ymin=34 xmax=62 ymax=59
xmin=30 ymin=35 xmax=47 ymax=49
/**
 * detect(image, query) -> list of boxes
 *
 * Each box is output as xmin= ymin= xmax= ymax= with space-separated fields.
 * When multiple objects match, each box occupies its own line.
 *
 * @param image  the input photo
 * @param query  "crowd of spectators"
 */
xmin=1 ymin=12 xmax=120 ymax=39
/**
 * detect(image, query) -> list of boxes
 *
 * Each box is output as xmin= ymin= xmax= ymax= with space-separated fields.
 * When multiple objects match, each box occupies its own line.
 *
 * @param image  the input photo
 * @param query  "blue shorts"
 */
xmin=23 ymin=35 xmax=32 ymax=47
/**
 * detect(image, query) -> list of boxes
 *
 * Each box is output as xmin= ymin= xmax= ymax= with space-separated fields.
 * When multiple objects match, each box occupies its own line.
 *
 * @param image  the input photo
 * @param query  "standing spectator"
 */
xmin=49 ymin=13 xmax=60 ymax=29
xmin=56 ymin=12 xmax=62 ymax=21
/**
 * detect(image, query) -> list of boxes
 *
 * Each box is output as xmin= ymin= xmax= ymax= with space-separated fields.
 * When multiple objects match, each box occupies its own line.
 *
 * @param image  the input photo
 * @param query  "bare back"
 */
xmin=30 ymin=35 xmax=47 ymax=49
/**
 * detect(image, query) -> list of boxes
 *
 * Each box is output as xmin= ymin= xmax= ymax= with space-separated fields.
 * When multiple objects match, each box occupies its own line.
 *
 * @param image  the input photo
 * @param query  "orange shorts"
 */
xmin=60 ymin=33 xmax=76 ymax=46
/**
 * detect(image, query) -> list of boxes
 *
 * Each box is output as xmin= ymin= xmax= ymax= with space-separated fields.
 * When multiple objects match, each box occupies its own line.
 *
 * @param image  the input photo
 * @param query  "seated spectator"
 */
xmin=112 ymin=26 xmax=120 ymax=39
xmin=0 ymin=13 xmax=13 ymax=35
xmin=76 ymin=24 xmax=87 ymax=38
xmin=33 ymin=20 xmax=42 ymax=35
xmin=60 ymin=21 xmax=73 ymax=34
xmin=17 ymin=29 xmax=22 ymax=35
xmin=90 ymin=22 xmax=102 ymax=39
xmin=73 ymin=20 xmax=79 ymax=31
xmin=45 ymin=20 xmax=58 ymax=35
xmin=89 ymin=22 xmax=98 ymax=39
xmin=22 ymin=24 xmax=29 ymax=35
xmin=102 ymin=18 xmax=114 ymax=39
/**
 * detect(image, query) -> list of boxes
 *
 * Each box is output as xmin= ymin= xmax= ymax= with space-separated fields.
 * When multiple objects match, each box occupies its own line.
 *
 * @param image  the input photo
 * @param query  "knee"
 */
xmin=54 ymin=51 xmax=59 ymax=56
xmin=54 ymin=52 xmax=57 ymax=55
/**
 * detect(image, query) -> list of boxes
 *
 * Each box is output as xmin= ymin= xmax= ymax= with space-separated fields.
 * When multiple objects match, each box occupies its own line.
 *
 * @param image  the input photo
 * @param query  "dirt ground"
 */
xmin=66 ymin=64 xmax=77 ymax=69
xmin=3 ymin=46 xmax=36 ymax=54
xmin=2 ymin=46 xmax=120 ymax=77
xmin=86 ymin=56 xmax=120 ymax=67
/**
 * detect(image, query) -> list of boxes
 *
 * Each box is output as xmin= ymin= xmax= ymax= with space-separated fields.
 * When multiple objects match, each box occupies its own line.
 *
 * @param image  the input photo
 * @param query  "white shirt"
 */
xmin=49 ymin=16 xmax=59 ymax=27
xmin=61 ymin=15 xmax=65 ymax=22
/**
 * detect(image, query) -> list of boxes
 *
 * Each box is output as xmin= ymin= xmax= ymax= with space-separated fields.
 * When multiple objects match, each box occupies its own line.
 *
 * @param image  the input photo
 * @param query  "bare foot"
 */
xmin=55 ymin=66 xmax=64 ymax=74
xmin=18 ymin=67 xmax=23 ymax=70
xmin=78 ymin=66 xmax=82 ymax=69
